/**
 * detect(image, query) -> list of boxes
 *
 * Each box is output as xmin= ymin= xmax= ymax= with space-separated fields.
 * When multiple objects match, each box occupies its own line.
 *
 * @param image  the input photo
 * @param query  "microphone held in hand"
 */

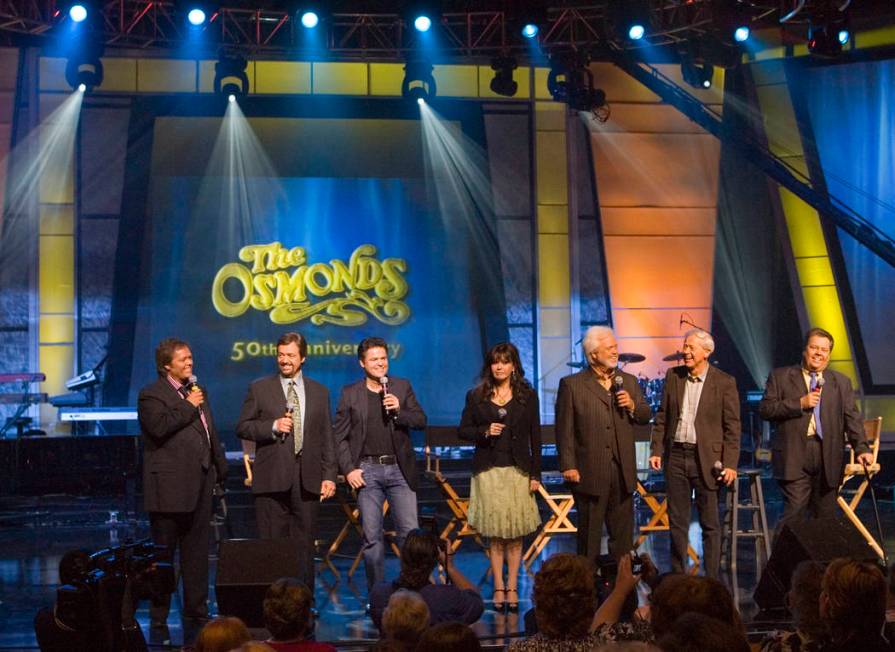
xmin=186 ymin=374 xmax=199 ymax=393
xmin=380 ymin=375 xmax=397 ymax=421
xmin=497 ymin=407 xmax=507 ymax=422
xmin=613 ymin=374 xmax=625 ymax=411
xmin=814 ymin=376 xmax=825 ymax=392
xmin=712 ymin=460 xmax=725 ymax=483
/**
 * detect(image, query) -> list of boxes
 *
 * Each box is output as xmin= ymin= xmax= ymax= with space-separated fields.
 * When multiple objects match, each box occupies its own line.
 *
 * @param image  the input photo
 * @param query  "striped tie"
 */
xmin=288 ymin=381 xmax=303 ymax=455
xmin=809 ymin=372 xmax=823 ymax=439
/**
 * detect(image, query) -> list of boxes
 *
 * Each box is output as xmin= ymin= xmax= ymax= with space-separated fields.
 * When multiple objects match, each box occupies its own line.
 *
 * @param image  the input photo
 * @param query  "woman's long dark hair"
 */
xmin=475 ymin=342 xmax=532 ymax=405
xmin=394 ymin=529 xmax=439 ymax=591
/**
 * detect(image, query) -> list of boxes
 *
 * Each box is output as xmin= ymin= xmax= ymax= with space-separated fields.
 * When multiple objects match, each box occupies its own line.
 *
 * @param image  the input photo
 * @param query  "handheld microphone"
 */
xmin=712 ymin=460 xmax=725 ymax=483
xmin=814 ymin=376 xmax=825 ymax=392
xmin=187 ymin=374 xmax=199 ymax=393
xmin=613 ymin=374 xmax=625 ymax=412
xmin=380 ymin=376 xmax=397 ymax=421
xmin=497 ymin=407 xmax=507 ymax=422
xmin=285 ymin=398 xmax=295 ymax=416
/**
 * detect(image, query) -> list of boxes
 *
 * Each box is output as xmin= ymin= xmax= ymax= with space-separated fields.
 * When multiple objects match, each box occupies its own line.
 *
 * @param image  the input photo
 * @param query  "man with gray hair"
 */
xmin=556 ymin=325 xmax=652 ymax=561
xmin=649 ymin=328 xmax=741 ymax=578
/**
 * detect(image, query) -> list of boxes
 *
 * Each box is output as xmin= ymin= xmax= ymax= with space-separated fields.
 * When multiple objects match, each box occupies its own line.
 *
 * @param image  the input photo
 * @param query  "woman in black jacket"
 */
xmin=459 ymin=342 xmax=542 ymax=612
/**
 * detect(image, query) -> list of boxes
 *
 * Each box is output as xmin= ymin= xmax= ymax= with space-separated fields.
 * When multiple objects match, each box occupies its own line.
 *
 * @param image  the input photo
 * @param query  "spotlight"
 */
xmin=414 ymin=15 xmax=431 ymax=32
xmin=608 ymin=0 xmax=651 ymax=44
xmin=65 ymin=39 xmax=104 ymax=92
xmin=78 ymin=83 xmax=86 ymax=92
xmin=547 ymin=52 xmax=609 ymax=121
xmin=228 ymin=94 xmax=235 ymax=103
xmin=417 ymin=98 xmax=425 ymax=106
xmin=187 ymin=8 xmax=206 ymax=26
xmin=734 ymin=26 xmax=750 ymax=42
xmin=521 ymin=23 xmax=539 ymax=39
xmin=214 ymin=51 xmax=249 ymax=97
xmin=628 ymin=24 xmax=645 ymax=40
xmin=808 ymin=23 xmax=842 ymax=57
xmin=489 ymin=56 xmax=518 ymax=97
xmin=69 ymin=3 xmax=88 ymax=22
xmin=838 ymin=28 xmax=850 ymax=45
xmin=681 ymin=58 xmax=714 ymax=90
xmin=402 ymin=59 xmax=436 ymax=103
xmin=300 ymin=11 xmax=319 ymax=28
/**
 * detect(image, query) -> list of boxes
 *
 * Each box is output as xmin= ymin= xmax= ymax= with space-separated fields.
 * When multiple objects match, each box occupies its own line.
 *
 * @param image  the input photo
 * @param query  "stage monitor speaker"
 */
xmin=753 ymin=516 xmax=877 ymax=611
xmin=215 ymin=538 xmax=305 ymax=627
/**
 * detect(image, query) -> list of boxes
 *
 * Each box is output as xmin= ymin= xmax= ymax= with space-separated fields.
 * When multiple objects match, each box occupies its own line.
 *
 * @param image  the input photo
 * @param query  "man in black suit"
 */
xmin=555 ymin=326 xmax=652 ymax=562
xmin=759 ymin=327 xmax=872 ymax=535
xmin=138 ymin=338 xmax=228 ymax=625
xmin=649 ymin=329 xmax=740 ymax=578
xmin=235 ymin=331 xmax=336 ymax=585
xmin=334 ymin=337 xmax=427 ymax=590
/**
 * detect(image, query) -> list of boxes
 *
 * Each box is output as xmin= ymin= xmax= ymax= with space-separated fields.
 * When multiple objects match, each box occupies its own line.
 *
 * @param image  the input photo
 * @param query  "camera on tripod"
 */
xmin=45 ymin=539 xmax=176 ymax=652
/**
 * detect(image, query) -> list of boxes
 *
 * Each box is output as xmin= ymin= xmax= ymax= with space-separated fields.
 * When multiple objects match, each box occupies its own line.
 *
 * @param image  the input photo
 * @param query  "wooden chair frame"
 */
xmin=634 ymin=480 xmax=700 ymax=571
xmin=837 ymin=416 xmax=885 ymax=559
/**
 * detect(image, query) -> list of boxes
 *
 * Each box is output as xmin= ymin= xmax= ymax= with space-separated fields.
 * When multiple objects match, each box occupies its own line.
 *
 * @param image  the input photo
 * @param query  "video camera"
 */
xmin=51 ymin=539 xmax=175 ymax=652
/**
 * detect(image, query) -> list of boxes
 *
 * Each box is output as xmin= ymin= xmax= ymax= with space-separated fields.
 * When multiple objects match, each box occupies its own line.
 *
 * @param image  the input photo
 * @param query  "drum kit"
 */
xmin=567 ymin=350 xmax=687 ymax=411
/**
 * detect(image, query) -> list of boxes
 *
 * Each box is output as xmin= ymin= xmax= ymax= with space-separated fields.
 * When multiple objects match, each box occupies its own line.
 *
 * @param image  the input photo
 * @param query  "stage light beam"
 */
xmin=734 ymin=26 xmax=750 ymax=42
xmin=628 ymin=23 xmax=645 ymax=40
xmin=414 ymin=15 xmax=431 ymax=32
xmin=78 ymin=83 xmax=86 ymax=92
xmin=521 ymin=23 xmax=539 ymax=39
xmin=187 ymin=8 xmax=206 ymax=26
xmin=838 ymin=29 xmax=850 ymax=45
xmin=69 ymin=4 xmax=88 ymax=22
xmin=300 ymin=11 xmax=319 ymax=28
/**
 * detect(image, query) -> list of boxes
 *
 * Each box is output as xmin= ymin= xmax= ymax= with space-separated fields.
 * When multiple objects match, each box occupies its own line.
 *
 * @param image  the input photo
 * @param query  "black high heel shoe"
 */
xmin=506 ymin=588 xmax=519 ymax=612
xmin=493 ymin=588 xmax=506 ymax=611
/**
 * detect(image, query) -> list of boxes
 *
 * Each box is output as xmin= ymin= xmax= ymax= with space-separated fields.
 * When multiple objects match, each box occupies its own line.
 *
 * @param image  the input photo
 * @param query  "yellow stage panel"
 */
xmin=138 ymin=59 xmax=197 ymax=93
xmin=312 ymin=62 xmax=367 ymax=95
xmin=39 ymin=235 xmax=74 ymax=314
xmin=535 ymin=101 xmax=565 ymax=131
xmin=39 ymin=205 xmax=74 ymax=235
xmin=536 ymin=131 xmax=567 ymax=205
xmin=604 ymin=235 xmax=715 ymax=309
xmin=101 ymin=58 xmax=137 ymax=92
xmin=255 ymin=61 xmax=311 ymax=95
xmin=38 ymin=344 xmax=73 ymax=397
xmin=590 ymin=132 xmax=720 ymax=208
xmin=863 ymin=397 xmax=895 ymax=427
xmin=534 ymin=67 xmax=551 ymax=100
xmin=537 ymin=204 xmax=568 ymax=235
xmin=600 ymin=207 xmax=716 ymax=236
xmin=477 ymin=65 xmax=531 ymax=99
xmin=540 ymin=308 xmax=571 ymax=338
xmin=778 ymin=189 xmax=828 ymax=258
xmin=856 ymin=26 xmax=895 ymax=48
xmin=39 ymin=315 xmax=74 ymax=344
xmin=795 ymin=256 xmax=835 ymax=287
xmin=801 ymin=285 xmax=854 ymax=361
xmin=828 ymin=360 xmax=859 ymax=388
xmin=538 ymin=233 xmax=570 ymax=307
xmin=370 ymin=63 xmax=404 ymax=96
xmin=433 ymin=64 xmax=478 ymax=97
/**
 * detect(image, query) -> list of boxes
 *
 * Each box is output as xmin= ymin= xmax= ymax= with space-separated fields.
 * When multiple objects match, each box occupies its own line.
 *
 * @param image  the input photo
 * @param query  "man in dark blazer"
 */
xmin=236 ymin=331 xmax=336 ymax=585
xmin=138 ymin=337 xmax=228 ymax=625
xmin=334 ymin=336 xmax=427 ymax=590
xmin=649 ymin=329 xmax=741 ymax=578
xmin=759 ymin=327 xmax=872 ymax=536
xmin=555 ymin=326 xmax=652 ymax=562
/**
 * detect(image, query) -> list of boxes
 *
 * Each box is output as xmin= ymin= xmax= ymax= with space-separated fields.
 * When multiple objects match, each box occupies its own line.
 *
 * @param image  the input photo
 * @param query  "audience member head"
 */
xmin=415 ymin=621 xmax=482 ymax=651
xmin=193 ymin=616 xmax=251 ymax=652
xmin=786 ymin=560 xmax=826 ymax=638
xmin=263 ymin=578 xmax=314 ymax=642
xmin=532 ymin=553 xmax=596 ymax=640
xmin=381 ymin=589 xmax=429 ymax=648
xmin=648 ymin=574 xmax=743 ymax=639
xmin=821 ymin=557 xmax=886 ymax=640
xmin=395 ymin=529 xmax=440 ymax=591
xmin=655 ymin=612 xmax=749 ymax=652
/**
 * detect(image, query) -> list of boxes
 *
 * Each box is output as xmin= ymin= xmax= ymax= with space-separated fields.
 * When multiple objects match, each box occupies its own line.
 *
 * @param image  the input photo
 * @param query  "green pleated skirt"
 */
xmin=467 ymin=465 xmax=541 ymax=539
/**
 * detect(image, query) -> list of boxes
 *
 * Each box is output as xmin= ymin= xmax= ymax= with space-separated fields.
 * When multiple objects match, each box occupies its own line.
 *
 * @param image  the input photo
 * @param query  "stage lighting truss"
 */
xmin=490 ymin=56 xmax=518 ymax=97
xmin=213 ymin=50 xmax=249 ymax=96
xmin=681 ymin=57 xmax=714 ymax=89
xmin=547 ymin=51 xmax=609 ymax=122
xmin=401 ymin=59 xmax=436 ymax=102
xmin=808 ymin=11 xmax=850 ymax=57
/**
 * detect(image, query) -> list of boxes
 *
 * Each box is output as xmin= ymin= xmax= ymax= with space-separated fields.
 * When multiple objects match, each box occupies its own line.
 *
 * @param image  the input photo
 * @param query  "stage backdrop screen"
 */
xmin=124 ymin=113 xmax=505 ymax=435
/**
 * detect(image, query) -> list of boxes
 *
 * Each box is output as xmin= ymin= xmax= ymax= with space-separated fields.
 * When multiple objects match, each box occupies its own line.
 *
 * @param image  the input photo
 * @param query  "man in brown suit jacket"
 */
xmin=555 ymin=326 xmax=652 ymax=562
xmin=649 ymin=329 xmax=741 ymax=578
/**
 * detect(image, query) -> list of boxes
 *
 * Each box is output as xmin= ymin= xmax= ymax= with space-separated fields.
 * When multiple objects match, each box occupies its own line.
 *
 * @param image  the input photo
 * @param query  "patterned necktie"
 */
xmin=809 ymin=372 xmax=823 ymax=439
xmin=288 ymin=381 xmax=303 ymax=455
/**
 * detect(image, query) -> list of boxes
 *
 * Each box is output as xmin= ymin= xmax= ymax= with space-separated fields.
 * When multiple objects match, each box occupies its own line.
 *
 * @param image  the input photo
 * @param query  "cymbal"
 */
xmin=663 ymin=352 xmax=685 ymax=362
xmin=618 ymin=353 xmax=645 ymax=364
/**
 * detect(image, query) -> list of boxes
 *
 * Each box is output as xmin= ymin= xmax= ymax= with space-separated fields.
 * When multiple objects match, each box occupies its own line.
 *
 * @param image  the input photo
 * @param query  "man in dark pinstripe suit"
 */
xmin=555 ymin=326 xmax=652 ymax=562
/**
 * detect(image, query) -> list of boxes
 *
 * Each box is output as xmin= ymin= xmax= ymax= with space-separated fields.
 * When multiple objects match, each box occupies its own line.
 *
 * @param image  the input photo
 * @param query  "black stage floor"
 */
xmin=2 ymin=453 xmax=894 ymax=650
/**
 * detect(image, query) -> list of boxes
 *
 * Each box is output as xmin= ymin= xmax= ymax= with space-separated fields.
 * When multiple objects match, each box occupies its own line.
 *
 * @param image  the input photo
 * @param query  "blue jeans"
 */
xmin=357 ymin=461 xmax=418 ymax=590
